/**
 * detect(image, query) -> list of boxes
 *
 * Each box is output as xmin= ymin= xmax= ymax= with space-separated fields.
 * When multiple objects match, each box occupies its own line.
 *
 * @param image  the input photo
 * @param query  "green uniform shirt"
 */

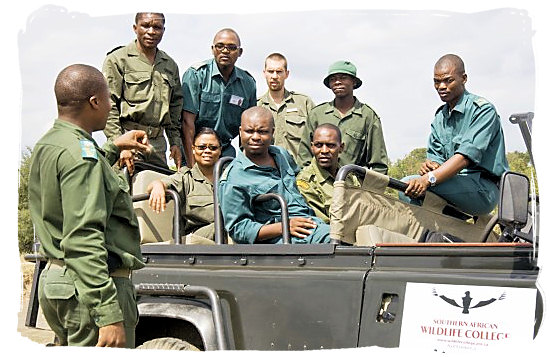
xmin=102 ymin=40 xmax=183 ymax=148
xmin=28 ymin=120 xmax=144 ymax=328
xmin=296 ymin=98 xmax=389 ymax=174
xmin=428 ymin=90 xmax=509 ymax=178
xmin=161 ymin=163 xmax=215 ymax=240
xmin=296 ymin=158 xmax=360 ymax=223
xmin=257 ymin=89 xmax=314 ymax=161
xmin=181 ymin=58 xmax=256 ymax=151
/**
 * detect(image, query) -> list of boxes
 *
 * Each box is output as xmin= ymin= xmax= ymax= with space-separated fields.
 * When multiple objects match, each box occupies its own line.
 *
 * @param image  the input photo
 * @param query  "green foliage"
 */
xmin=388 ymin=148 xmax=427 ymax=180
xmin=18 ymin=147 xmax=34 ymax=253
xmin=506 ymin=151 xmax=538 ymax=194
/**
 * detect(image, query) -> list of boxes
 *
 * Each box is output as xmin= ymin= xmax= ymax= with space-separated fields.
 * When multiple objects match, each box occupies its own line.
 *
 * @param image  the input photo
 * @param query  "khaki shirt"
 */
xmin=296 ymin=98 xmax=389 ymax=174
xmin=102 ymin=40 xmax=183 ymax=148
xmin=161 ymin=163 xmax=215 ymax=240
xmin=28 ymin=120 xmax=144 ymax=328
xmin=296 ymin=158 xmax=360 ymax=223
xmin=257 ymin=89 xmax=314 ymax=161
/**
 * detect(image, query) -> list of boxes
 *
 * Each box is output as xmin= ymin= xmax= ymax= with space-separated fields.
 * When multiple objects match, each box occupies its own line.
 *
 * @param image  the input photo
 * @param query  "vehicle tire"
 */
xmin=136 ymin=337 xmax=200 ymax=351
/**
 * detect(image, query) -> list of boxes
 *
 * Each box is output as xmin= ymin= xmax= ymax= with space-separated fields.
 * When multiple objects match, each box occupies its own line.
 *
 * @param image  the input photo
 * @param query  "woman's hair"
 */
xmin=194 ymin=127 xmax=222 ymax=146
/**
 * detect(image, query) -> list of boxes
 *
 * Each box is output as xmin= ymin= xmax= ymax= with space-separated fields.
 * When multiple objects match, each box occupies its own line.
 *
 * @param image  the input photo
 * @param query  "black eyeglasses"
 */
xmin=194 ymin=144 xmax=220 ymax=151
xmin=213 ymin=43 xmax=240 ymax=52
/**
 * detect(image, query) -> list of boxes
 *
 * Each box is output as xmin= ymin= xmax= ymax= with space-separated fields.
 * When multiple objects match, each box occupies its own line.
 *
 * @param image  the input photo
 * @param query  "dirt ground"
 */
xmin=17 ymin=256 xmax=56 ymax=346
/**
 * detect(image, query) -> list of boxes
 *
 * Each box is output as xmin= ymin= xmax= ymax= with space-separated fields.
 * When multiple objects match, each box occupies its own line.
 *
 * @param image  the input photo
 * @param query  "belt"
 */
xmin=122 ymin=121 xmax=164 ymax=138
xmin=46 ymin=259 xmax=131 ymax=278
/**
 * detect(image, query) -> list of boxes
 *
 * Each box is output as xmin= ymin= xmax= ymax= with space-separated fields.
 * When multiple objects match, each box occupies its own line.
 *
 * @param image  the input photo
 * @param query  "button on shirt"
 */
xmin=102 ymin=40 xmax=183 ymax=148
xmin=161 ymin=163 xmax=215 ymax=239
xmin=28 ymin=120 xmax=144 ymax=328
xmin=218 ymin=146 xmax=326 ymax=244
xmin=182 ymin=58 xmax=256 ymax=150
xmin=297 ymin=98 xmax=389 ymax=174
xmin=427 ymin=90 xmax=509 ymax=178
xmin=257 ymin=89 xmax=314 ymax=161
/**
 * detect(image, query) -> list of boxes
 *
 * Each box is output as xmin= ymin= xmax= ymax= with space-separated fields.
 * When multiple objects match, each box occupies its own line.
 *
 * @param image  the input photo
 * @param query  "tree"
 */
xmin=18 ymin=147 xmax=35 ymax=253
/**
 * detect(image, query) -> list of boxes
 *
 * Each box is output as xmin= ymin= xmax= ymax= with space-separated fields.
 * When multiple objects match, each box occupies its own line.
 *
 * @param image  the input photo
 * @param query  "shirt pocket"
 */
xmin=159 ymin=73 xmax=176 ymax=103
xmin=123 ymin=71 xmax=152 ymax=104
xmin=198 ymin=92 xmax=221 ymax=127
xmin=187 ymin=193 xmax=214 ymax=223
xmin=344 ymin=129 xmax=366 ymax=162
xmin=284 ymin=114 xmax=306 ymax=140
xmin=253 ymin=182 xmax=281 ymax=215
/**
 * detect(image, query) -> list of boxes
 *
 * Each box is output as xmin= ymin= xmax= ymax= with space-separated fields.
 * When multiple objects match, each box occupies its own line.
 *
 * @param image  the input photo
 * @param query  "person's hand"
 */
xmin=114 ymin=130 xmax=152 ymax=153
xmin=147 ymin=180 xmax=167 ymax=213
xmin=96 ymin=322 xmax=126 ymax=348
xmin=170 ymin=145 xmax=182 ymax=169
xmin=118 ymin=149 xmax=135 ymax=175
xmin=404 ymin=176 xmax=430 ymax=198
xmin=289 ymin=217 xmax=317 ymax=239
xmin=419 ymin=160 xmax=440 ymax=175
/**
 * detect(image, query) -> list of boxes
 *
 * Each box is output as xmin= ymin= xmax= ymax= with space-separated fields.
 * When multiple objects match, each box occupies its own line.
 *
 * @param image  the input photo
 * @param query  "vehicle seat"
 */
xmin=132 ymin=170 xmax=175 ymax=244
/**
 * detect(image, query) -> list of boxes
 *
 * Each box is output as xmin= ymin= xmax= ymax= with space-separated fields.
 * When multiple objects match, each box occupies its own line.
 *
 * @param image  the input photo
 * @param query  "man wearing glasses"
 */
xmin=181 ymin=28 xmax=257 ymax=167
xmin=296 ymin=124 xmax=360 ymax=223
xmin=296 ymin=60 xmax=389 ymax=175
xmin=103 ymin=13 xmax=183 ymax=172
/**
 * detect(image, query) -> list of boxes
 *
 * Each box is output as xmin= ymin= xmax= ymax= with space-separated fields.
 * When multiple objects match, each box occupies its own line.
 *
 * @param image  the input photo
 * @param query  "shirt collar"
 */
xmin=324 ymin=97 xmax=362 ymax=116
xmin=53 ymin=119 xmax=104 ymax=154
xmin=127 ymin=40 xmax=167 ymax=64
xmin=311 ymin=158 xmax=336 ymax=184
xmin=210 ymin=58 xmax=240 ymax=82
xmin=237 ymin=146 xmax=290 ymax=173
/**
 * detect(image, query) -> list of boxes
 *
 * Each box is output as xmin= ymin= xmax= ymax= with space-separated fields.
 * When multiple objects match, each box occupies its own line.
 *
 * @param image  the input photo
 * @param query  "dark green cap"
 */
xmin=323 ymin=60 xmax=362 ymax=89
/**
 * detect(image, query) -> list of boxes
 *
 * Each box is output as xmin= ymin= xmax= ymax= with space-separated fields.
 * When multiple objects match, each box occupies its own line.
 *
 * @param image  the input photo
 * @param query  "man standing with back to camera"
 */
xmin=28 ymin=64 xmax=151 ymax=347
xmin=181 ymin=28 xmax=256 ymax=167
xmin=103 ymin=12 xmax=183 ymax=172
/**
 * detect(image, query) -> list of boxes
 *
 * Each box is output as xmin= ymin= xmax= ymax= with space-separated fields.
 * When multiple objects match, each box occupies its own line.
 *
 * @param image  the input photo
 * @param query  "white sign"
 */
xmin=400 ymin=282 xmax=537 ymax=353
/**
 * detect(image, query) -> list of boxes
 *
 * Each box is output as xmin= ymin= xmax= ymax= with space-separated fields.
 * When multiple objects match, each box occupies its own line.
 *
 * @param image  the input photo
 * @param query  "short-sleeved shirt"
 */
xmin=257 ymin=89 xmax=314 ymax=161
xmin=427 ymin=90 xmax=509 ymax=178
xmin=102 ymin=40 xmax=183 ymax=148
xmin=182 ymin=58 xmax=256 ymax=150
xmin=28 ymin=119 xmax=144 ymax=328
xmin=296 ymin=98 xmax=389 ymax=174
xmin=161 ymin=163 xmax=215 ymax=240
xmin=218 ymin=146 xmax=329 ymax=244
xmin=296 ymin=158 xmax=360 ymax=223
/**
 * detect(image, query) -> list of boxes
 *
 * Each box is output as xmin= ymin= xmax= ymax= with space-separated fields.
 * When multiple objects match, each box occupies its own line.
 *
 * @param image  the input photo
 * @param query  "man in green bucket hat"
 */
xmin=297 ymin=60 xmax=389 ymax=174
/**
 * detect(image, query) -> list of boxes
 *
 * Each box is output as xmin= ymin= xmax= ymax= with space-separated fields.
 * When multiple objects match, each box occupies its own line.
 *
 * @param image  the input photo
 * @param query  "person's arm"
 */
xmin=182 ymin=110 xmax=196 ymax=168
xmin=296 ymin=113 xmax=315 ymax=167
xmin=365 ymin=113 xmax=390 ymax=175
xmin=167 ymin=65 xmax=184 ymax=169
xmin=404 ymin=153 xmax=470 ymax=198
xmin=102 ymin=55 xmax=124 ymax=141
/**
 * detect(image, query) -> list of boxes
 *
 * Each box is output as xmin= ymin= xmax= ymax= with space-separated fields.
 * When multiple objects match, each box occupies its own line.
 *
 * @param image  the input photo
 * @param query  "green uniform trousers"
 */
xmin=38 ymin=262 xmax=138 ymax=347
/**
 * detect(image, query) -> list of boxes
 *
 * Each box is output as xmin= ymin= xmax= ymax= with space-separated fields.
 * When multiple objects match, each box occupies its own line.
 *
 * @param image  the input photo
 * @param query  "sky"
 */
xmin=6 ymin=0 xmax=550 ymax=355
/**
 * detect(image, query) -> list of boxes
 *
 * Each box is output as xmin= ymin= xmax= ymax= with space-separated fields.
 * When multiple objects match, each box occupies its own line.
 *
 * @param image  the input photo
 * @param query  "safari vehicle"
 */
xmin=24 ymin=113 xmax=543 ymax=352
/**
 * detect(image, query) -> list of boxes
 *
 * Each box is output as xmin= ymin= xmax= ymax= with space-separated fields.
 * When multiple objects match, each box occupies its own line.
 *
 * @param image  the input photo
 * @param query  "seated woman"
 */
xmin=147 ymin=128 xmax=221 ymax=244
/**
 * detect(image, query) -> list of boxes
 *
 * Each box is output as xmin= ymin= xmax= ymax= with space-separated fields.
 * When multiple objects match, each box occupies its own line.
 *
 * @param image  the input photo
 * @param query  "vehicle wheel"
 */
xmin=136 ymin=337 xmax=200 ymax=351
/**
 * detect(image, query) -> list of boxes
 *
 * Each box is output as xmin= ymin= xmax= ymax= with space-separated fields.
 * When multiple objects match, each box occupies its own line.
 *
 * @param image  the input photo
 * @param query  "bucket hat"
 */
xmin=323 ymin=60 xmax=362 ymax=89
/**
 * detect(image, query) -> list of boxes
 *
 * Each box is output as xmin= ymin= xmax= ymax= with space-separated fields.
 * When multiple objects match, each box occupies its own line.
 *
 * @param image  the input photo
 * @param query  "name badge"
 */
xmin=229 ymin=95 xmax=244 ymax=106
xmin=286 ymin=107 xmax=298 ymax=113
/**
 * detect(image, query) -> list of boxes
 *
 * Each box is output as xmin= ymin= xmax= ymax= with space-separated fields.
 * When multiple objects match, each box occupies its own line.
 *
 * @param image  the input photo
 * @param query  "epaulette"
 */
xmin=106 ymin=45 xmax=124 ymax=56
xmin=79 ymin=139 xmax=98 ymax=161
xmin=473 ymin=96 xmax=490 ymax=107
xmin=435 ymin=103 xmax=446 ymax=115
xmin=191 ymin=61 xmax=208 ymax=70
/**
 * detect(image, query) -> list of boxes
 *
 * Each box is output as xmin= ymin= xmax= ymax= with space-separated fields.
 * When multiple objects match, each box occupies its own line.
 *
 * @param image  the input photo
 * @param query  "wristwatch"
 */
xmin=427 ymin=172 xmax=437 ymax=186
